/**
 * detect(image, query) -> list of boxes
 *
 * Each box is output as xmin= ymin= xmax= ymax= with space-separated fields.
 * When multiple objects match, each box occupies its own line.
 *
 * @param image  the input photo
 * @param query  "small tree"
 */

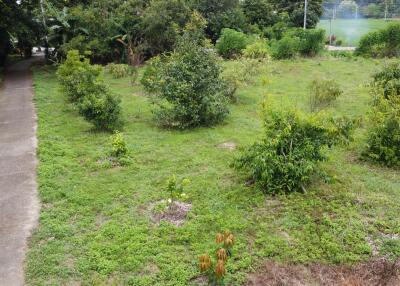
xmin=142 ymin=37 xmax=229 ymax=129
xmin=233 ymin=107 xmax=339 ymax=194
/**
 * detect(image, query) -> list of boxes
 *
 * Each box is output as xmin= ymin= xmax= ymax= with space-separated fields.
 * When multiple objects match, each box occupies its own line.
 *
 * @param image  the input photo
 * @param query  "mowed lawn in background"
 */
xmin=318 ymin=19 xmax=394 ymax=46
xmin=26 ymin=58 xmax=400 ymax=286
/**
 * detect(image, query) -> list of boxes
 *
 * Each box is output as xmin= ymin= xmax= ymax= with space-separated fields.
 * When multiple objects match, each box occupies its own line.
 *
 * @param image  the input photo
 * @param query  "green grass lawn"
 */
xmin=26 ymin=57 xmax=400 ymax=285
xmin=317 ymin=19 xmax=394 ymax=46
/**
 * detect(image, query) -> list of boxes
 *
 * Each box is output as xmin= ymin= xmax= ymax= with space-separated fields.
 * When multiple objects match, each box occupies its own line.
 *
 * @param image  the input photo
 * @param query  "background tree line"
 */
xmin=0 ymin=0 xmax=325 ymax=65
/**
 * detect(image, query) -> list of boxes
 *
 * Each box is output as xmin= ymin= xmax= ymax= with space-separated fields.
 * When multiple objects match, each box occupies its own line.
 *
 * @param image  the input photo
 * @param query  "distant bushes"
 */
xmin=216 ymin=28 xmax=250 ymax=59
xmin=356 ymin=23 xmax=400 ymax=58
xmin=142 ymin=39 xmax=228 ymax=129
xmin=233 ymin=108 xmax=341 ymax=194
xmin=270 ymin=36 xmax=300 ymax=59
xmin=270 ymin=28 xmax=325 ymax=59
xmin=106 ymin=63 xmax=131 ymax=78
xmin=243 ymin=38 xmax=269 ymax=59
xmin=57 ymin=50 xmax=122 ymax=131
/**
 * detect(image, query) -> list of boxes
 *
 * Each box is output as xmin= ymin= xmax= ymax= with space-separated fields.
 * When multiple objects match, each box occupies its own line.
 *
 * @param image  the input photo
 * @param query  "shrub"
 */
xmin=296 ymin=28 xmax=325 ymax=56
xmin=106 ymin=63 xmax=131 ymax=78
xmin=57 ymin=50 xmax=123 ymax=131
xmin=110 ymin=131 xmax=128 ymax=158
xmin=270 ymin=36 xmax=300 ymax=59
xmin=141 ymin=38 xmax=229 ymax=129
xmin=243 ymin=38 xmax=269 ymax=59
xmin=356 ymin=23 xmax=400 ymax=58
xmin=372 ymin=63 xmax=400 ymax=99
xmin=57 ymin=50 xmax=104 ymax=102
xmin=216 ymin=28 xmax=249 ymax=59
xmin=309 ymin=79 xmax=343 ymax=112
xmin=233 ymin=108 xmax=338 ymax=194
xmin=78 ymin=90 xmax=122 ymax=131
xmin=221 ymin=58 xmax=265 ymax=101
xmin=363 ymin=98 xmax=400 ymax=167
xmin=199 ymin=231 xmax=235 ymax=286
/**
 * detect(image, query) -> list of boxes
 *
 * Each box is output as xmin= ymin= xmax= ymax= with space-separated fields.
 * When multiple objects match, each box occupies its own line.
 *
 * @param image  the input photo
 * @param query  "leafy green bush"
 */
xmin=269 ymin=28 xmax=325 ymax=59
xmin=142 ymin=39 xmax=228 ymax=129
xmin=233 ymin=108 xmax=338 ymax=194
xmin=296 ymin=28 xmax=325 ymax=56
xmin=372 ymin=63 xmax=400 ymax=99
xmin=356 ymin=23 xmax=400 ymax=58
xmin=270 ymin=36 xmax=300 ymax=59
xmin=78 ymin=89 xmax=122 ymax=131
xmin=309 ymin=79 xmax=343 ymax=112
xmin=215 ymin=28 xmax=249 ymax=59
xmin=57 ymin=50 xmax=104 ymax=102
xmin=57 ymin=50 xmax=123 ymax=131
xmin=363 ymin=98 xmax=400 ymax=167
xmin=243 ymin=38 xmax=269 ymax=59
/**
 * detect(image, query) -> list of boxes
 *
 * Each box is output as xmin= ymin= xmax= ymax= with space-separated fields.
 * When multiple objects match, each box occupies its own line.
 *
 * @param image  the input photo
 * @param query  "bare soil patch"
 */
xmin=246 ymin=259 xmax=400 ymax=286
xmin=151 ymin=200 xmax=192 ymax=227
xmin=217 ymin=142 xmax=237 ymax=151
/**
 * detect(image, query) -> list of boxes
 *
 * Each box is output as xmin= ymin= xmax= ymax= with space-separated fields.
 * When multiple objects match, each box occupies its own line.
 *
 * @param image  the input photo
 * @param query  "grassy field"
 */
xmin=26 ymin=57 xmax=400 ymax=285
xmin=317 ymin=19 xmax=394 ymax=46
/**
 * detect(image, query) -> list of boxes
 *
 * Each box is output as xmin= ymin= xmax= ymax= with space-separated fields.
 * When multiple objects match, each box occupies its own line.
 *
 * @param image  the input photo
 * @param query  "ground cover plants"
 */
xmin=27 ymin=57 xmax=400 ymax=285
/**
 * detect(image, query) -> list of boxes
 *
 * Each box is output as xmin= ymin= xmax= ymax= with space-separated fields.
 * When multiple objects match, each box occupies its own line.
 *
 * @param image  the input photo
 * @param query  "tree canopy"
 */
xmin=0 ymin=0 xmax=327 ymax=65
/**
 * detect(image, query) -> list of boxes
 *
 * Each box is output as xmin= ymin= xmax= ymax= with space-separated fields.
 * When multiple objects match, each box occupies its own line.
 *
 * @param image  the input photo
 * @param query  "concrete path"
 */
xmin=0 ymin=57 xmax=41 ymax=286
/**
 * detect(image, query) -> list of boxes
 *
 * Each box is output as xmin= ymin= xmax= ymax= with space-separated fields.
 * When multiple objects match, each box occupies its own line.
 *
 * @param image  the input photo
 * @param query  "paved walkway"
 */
xmin=0 ymin=57 xmax=41 ymax=286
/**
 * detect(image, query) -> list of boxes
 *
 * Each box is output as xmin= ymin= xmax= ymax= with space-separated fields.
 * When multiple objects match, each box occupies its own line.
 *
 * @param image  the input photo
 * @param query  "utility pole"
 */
xmin=39 ymin=0 xmax=49 ymax=59
xmin=384 ymin=0 xmax=388 ymax=21
xmin=303 ymin=0 xmax=308 ymax=29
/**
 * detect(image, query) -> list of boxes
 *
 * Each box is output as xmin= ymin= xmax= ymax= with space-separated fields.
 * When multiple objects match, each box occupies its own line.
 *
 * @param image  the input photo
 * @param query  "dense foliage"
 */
xmin=141 ymin=38 xmax=228 ymax=129
xmin=363 ymin=64 xmax=400 ymax=166
xmin=57 ymin=50 xmax=122 ymax=130
xmin=364 ymin=98 xmax=400 ymax=166
xmin=0 ymin=0 xmax=324 ymax=65
xmin=216 ymin=28 xmax=249 ymax=59
xmin=56 ymin=50 xmax=104 ymax=102
xmin=233 ymin=108 xmax=339 ymax=194
xmin=372 ymin=63 xmax=400 ymax=99
xmin=270 ymin=28 xmax=325 ymax=59
xmin=0 ymin=0 xmax=42 ymax=64
xmin=356 ymin=23 xmax=400 ymax=58
xmin=243 ymin=38 xmax=269 ymax=59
